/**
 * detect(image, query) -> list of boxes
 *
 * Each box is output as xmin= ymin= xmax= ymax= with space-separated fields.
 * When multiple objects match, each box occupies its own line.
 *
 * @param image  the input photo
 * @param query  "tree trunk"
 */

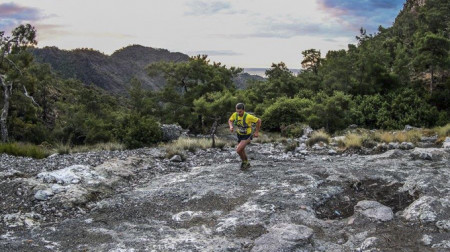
xmin=1 ymin=77 xmax=11 ymax=143
xmin=430 ymin=65 xmax=434 ymax=94
xmin=210 ymin=118 xmax=219 ymax=148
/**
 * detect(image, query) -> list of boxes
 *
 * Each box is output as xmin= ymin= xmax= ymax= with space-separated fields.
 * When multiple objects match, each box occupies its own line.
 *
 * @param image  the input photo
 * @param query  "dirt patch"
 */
xmin=235 ymin=224 xmax=268 ymax=239
xmin=187 ymin=192 xmax=249 ymax=212
xmin=315 ymin=179 xmax=419 ymax=220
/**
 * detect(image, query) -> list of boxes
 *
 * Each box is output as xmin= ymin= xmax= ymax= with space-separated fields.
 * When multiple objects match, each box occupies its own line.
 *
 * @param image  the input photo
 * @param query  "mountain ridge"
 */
xmin=30 ymin=45 xmax=191 ymax=94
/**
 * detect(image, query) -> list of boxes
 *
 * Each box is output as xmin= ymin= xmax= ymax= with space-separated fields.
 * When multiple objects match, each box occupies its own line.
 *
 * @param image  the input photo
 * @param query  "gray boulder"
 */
xmin=34 ymin=189 xmax=54 ymax=201
xmin=354 ymin=200 xmax=394 ymax=222
xmin=388 ymin=142 xmax=399 ymax=150
xmin=405 ymin=125 xmax=415 ymax=131
xmin=252 ymin=223 xmax=314 ymax=252
xmin=410 ymin=148 xmax=449 ymax=161
xmin=399 ymin=142 xmax=415 ymax=150
xmin=402 ymin=196 xmax=438 ymax=223
xmin=161 ymin=124 xmax=184 ymax=142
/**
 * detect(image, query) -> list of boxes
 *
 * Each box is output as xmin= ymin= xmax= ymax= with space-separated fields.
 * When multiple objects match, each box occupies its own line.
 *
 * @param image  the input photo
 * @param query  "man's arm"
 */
xmin=229 ymin=119 xmax=234 ymax=132
xmin=254 ymin=119 xmax=261 ymax=137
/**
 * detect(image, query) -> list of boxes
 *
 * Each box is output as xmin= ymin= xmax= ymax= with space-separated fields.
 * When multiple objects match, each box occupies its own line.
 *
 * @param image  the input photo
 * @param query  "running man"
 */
xmin=228 ymin=103 xmax=261 ymax=170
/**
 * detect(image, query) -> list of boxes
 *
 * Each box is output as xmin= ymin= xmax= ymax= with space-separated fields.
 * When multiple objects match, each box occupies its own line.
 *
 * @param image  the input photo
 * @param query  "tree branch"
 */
xmin=23 ymin=85 xmax=40 ymax=107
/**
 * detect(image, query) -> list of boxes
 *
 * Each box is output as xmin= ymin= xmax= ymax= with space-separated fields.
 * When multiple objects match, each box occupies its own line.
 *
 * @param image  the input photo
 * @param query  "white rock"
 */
xmin=436 ymin=220 xmax=450 ymax=232
xmin=402 ymin=196 xmax=437 ymax=223
xmin=169 ymin=155 xmax=183 ymax=162
xmin=354 ymin=200 xmax=394 ymax=222
xmin=34 ymin=189 xmax=54 ymax=201
xmin=328 ymin=149 xmax=337 ymax=155
xmin=432 ymin=240 xmax=450 ymax=249
xmin=252 ymin=223 xmax=313 ymax=252
xmin=421 ymin=234 xmax=433 ymax=246
xmin=443 ymin=137 xmax=450 ymax=149
xmin=37 ymin=165 xmax=97 ymax=185
xmin=359 ymin=237 xmax=378 ymax=250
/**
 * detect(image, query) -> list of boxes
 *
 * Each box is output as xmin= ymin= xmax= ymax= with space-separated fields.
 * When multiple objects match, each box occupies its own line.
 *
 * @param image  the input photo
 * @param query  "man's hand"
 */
xmin=230 ymin=126 xmax=234 ymax=132
xmin=253 ymin=131 xmax=259 ymax=138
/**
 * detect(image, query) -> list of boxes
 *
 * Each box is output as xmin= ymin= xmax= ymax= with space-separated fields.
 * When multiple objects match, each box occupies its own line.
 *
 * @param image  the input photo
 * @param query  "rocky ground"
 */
xmin=1 ymin=136 xmax=449 ymax=251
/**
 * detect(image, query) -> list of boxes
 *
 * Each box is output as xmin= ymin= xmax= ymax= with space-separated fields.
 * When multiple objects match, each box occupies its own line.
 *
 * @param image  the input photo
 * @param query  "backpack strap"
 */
xmin=243 ymin=112 xmax=248 ymax=128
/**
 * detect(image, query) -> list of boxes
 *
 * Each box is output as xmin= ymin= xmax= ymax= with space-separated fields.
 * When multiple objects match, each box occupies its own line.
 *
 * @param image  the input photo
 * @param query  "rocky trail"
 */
xmin=1 ymin=138 xmax=450 ymax=251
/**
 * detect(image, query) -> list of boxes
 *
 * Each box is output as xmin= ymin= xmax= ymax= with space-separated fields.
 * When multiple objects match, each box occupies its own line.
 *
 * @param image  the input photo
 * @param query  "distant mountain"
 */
xmin=30 ymin=45 xmax=263 ymax=94
xmin=30 ymin=45 xmax=190 ymax=94
xmin=233 ymin=72 xmax=266 ymax=89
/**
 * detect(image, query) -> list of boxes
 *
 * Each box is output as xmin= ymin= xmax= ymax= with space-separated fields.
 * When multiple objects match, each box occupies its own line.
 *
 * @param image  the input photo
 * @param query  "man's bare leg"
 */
xmin=236 ymin=140 xmax=249 ymax=162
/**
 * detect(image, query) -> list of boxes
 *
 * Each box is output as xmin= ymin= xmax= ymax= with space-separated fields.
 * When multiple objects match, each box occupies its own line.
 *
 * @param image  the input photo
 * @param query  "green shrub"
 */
xmin=0 ymin=142 xmax=49 ymax=159
xmin=262 ymin=97 xmax=313 ymax=131
xmin=123 ymin=115 xmax=163 ymax=149
xmin=281 ymin=123 xmax=305 ymax=138
xmin=284 ymin=141 xmax=298 ymax=153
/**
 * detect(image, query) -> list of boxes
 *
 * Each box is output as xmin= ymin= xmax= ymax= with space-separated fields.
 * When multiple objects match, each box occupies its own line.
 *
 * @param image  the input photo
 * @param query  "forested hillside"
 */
xmin=30 ymin=45 xmax=190 ymax=93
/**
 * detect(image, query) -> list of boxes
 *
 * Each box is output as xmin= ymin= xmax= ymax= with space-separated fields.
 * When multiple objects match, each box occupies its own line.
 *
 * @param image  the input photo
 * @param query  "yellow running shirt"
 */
xmin=229 ymin=112 xmax=259 ymax=135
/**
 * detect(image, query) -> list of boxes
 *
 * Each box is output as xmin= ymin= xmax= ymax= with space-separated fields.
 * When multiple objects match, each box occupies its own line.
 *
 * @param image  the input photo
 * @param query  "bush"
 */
xmin=0 ymin=142 xmax=49 ymax=159
xmin=281 ymin=123 xmax=306 ymax=138
xmin=307 ymin=130 xmax=330 ymax=146
xmin=123 ymin=115 xmax=163 ymax=149
xmin=262 ymin=97 xmax=313 ymax=131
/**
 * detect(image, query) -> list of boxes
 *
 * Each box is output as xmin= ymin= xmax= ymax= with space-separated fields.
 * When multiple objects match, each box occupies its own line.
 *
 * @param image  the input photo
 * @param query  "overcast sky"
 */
xmin=1 ymin=0 xmax=405 ymax=68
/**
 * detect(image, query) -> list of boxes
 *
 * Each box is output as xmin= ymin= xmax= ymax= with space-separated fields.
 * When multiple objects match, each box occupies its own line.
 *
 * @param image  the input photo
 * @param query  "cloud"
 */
xmin=317 ymin=0 xmax=405 ymax=32
xmin=188 ymin=50 xmax=242 ymax=56
xmin=184 ymin=0 xmax=240 ymax=15
xmin=0 ymin=2 xmax=45 ymax=31
xmin=250 ymin=20 xmax=353 ymax=38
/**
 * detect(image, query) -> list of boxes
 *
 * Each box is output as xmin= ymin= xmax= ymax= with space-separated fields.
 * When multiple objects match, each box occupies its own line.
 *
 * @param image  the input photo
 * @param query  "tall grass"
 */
xmin=377 ymin=130 xmax=422 ymax=144
xmin=306 ymin=130 xmax=330 ymax=147
xmin=253 ymin=132 xmax=287 ymax=144
xmin=53 ymin=142 xmax=125 ymax=155
xmin=0 ymin=142 xmax=49 ymax=159
xmin=163 ymin=137 xmax=232 ymax=159
xmin=435 ymin=123 xmax=450 ymax=138
xmin=343 ymin=133 xmax=363 ymax=149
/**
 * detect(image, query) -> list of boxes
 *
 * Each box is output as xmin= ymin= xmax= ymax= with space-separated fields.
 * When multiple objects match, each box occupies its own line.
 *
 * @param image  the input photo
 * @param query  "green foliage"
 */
xmin=306 ymin=91 xmax=354 ymax=133
xmin=122 ymin=114 xmax=163 ymax=149
xmin=281 ymin=123 xmax=306 ymax=138
xmin=262 ymin=97 xmax=313 ymax=131
xmin=376 ymin=89 xmax=440 ymax=129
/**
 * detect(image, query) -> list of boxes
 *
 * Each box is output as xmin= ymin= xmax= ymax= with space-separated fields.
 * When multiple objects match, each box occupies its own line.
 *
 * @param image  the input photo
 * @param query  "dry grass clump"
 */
xmin=435 ymin=123 xmax=450 ymax=138
xmin=377 ymin=130 xmax=422 ymax=144
xmin=54 ymin=142 xmax=125 ymax=154
xmin=163 ymin=137 xmax=231 ymax=158
xmin=343 ymin=133 xmax=363 ymax=149
xmin=379 ymin=132 xmax=394 ymax=143
xmin=405 ymin=130 xmax=422 ymax=143
xmin=253 ymin=132 xmax=287 ymax=144
xmin=307 ymin=130 xmax=330 ymax=147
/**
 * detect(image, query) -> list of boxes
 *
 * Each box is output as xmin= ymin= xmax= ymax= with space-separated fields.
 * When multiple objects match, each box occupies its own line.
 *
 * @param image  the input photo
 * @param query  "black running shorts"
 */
xmin=237 ymin=134 xmax=253 ymax=143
